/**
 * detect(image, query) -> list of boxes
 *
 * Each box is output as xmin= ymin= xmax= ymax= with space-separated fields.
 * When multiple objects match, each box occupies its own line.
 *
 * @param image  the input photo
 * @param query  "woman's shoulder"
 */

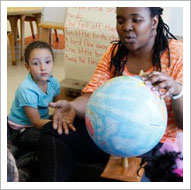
xmin=168 ymin=39 xmax=183 ymax=55
xmin=161 ymin=39 xmax=183 ymax=71
xmin=105 ymin=42 xmax=119 ymax=55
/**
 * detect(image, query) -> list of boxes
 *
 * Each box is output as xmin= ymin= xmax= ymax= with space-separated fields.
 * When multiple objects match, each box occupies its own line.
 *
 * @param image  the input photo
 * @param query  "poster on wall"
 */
xmin=62 ymin=7 xmax=118 ymax=89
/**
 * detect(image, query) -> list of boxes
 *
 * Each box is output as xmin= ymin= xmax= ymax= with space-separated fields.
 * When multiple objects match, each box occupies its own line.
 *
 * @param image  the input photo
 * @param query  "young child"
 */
xmin=8 ymin=41 xmax=61 ymax=151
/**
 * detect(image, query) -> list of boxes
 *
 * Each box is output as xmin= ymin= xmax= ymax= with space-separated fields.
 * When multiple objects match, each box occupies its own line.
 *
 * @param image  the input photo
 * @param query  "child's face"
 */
xmin=25 ymin=48 xmax=53 ymax=84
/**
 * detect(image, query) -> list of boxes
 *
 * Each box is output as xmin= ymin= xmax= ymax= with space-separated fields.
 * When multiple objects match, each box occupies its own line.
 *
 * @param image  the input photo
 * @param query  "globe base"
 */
xmin=101 ymin=156 xmax=144 ymax=182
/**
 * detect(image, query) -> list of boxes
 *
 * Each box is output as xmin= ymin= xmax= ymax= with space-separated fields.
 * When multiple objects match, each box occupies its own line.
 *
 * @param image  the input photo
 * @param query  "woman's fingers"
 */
xmin=63 ymin=120 xmax=76 ymax=134
xmin=53 ymin=114 xmax=59 ymax=129
xmin=144 ymin=73 xmax=167 ymax=85
xmin=49 ymin=100 xmax=68 ymax=109
xmin=143 ymin=72 xmax=172 ymax=95
xmin=68 ymin=123 xmax=76 ymax=132
xmin=160 ymin=86 xmax=173 ymax=98
xmin=54 ymin=117 xmax=76 ymax=135
xmin=63 ymin=122 xmax=69 ymax=135
xmin=56 ymin=118 xmax=76 ymax=135
xmin=50 ymin=100 xmax=76 ymax=135
xmin=143 ymin=71 xmax=182 ymax=99
xmin=145 ymin=71 xmax=161 ymax=78
xmin=57 ymin=119 xmax=63 ymax=135
xmin=151 ymin=80 xmax=169 ymax=91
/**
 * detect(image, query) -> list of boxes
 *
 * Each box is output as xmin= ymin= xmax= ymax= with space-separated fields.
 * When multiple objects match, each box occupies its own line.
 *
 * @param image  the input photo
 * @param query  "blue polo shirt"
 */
xmin=8 ymin=74 xmax=60 ymax=125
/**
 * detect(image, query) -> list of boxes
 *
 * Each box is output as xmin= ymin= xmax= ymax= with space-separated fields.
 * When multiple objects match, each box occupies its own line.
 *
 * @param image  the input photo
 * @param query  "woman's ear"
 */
xmin=152 ymin=15 xmax=159 ymax=30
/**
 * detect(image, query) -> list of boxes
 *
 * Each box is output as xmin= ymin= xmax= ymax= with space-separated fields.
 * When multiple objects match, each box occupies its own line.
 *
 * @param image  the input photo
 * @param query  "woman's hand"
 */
xmin=49 ymin=100 xmax=76 ymax=135
xmin=142 ymin=71 xmax=182 ymax=99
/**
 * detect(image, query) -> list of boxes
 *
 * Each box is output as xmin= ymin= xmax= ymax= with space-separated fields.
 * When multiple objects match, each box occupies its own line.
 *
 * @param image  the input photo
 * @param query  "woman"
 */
xmin=38 ymin=7 xmax=183 ymax=182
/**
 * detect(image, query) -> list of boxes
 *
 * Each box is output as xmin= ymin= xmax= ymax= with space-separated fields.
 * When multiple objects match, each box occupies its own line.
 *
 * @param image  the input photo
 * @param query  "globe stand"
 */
xmin=122 ymin=157 xmax=128 ymax=168
xmin=101 ymin=156 xmax=144 ymax=182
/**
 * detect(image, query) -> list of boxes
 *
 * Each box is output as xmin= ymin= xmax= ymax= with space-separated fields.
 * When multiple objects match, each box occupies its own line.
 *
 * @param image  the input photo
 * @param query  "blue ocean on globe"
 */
xmin=85 ymin=76 xmax=167 ymax=157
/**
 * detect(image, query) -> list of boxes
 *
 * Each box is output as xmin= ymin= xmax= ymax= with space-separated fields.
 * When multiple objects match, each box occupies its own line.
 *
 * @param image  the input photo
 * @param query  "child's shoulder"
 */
xmin=20 ymin=75 xmax=35 ymax=89
xmin=49 ymin=76 xmax=60 ymax=85
xmin=16 ymin=75 xmax=38 ymax=95
xmin=49 ymin=75 xmax=59 ymax=82
xmin=48 ymin=76 xmax=60 ymax=90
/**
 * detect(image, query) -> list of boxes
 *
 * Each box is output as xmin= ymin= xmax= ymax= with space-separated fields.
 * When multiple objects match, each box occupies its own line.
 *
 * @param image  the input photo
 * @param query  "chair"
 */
xmin=25 ymin=17 xmax=37 ymax=39
xmin=25 ymin=15 xmax=57 ymax=40
xmin=28 ymin=18 xmax=59 ymax=42
xmin=7 ymin=31 xmax=16 ymax=65
xmin=7 ymin=8 xmax=42 ymax=61
xmin=7 ymin=16 xmax=39 ymax=65
xmin=38 ymin=21 xmax=64 ymax=45
xmin=20 ymin=14 xmax=42 ymax=60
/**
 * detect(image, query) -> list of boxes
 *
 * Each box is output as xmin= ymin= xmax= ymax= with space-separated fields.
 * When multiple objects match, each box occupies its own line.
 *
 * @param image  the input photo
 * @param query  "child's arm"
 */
xmin=24 ymin=106 xmax=51 ymax=129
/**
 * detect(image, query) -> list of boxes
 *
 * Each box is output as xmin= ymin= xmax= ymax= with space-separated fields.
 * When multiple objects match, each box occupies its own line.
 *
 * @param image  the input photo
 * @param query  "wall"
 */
xmin=42 ymin=7 xmax=67 ymax=23
xmin=63 ymin=7 xmax=118 ymax=83
xmin=163 ymin=7 xmax=183 ymax=38
xmin=7 ymin=7 xmax=183 ymax=40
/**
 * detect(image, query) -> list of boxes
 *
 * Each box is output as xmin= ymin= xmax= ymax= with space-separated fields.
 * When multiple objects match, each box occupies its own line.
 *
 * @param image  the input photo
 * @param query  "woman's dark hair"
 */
xmin=24 ymin=41 xmax=54 ymax=64
xmin=110 ymin=7 xmax=177 ymax=76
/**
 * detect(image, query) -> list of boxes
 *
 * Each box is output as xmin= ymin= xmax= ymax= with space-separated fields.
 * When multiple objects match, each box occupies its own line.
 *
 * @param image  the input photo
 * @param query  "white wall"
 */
xmin=163 ymin=7 xmax=183 ymax=37
xmin=42 ymin=7 xmax=67 ymax=23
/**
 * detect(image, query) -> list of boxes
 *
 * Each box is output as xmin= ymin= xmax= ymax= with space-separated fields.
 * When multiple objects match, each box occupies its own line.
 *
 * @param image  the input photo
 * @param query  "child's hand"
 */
xmin=142 ymin=71 xmax=182 ymax=99
xmin=49 ymin=100 xmax=76 ymax=135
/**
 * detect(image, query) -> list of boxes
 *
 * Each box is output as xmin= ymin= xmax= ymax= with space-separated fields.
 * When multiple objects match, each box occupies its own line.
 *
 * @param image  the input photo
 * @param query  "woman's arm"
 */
xmin=70 ymin=93 xmax=91 ymax=118
xmin=172 ymin=85 xmax=183 ymax=129
xmin=24 ymin=107 xmax=51 ymax=129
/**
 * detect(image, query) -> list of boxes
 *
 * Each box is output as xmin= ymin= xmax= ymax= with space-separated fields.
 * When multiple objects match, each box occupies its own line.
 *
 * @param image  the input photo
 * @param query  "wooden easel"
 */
xmin=101 ymin=156 xmax=144 ymax=182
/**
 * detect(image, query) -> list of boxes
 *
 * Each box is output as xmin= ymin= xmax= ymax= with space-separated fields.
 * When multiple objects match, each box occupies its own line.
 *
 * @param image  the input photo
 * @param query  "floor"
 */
xmin=7 ymin=34 xmax=66 ymax=114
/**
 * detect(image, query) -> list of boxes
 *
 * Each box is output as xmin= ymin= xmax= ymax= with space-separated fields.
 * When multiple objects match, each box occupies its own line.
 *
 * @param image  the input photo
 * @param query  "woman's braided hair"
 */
xmin=110 ymin=7 xmax=177 ymax=77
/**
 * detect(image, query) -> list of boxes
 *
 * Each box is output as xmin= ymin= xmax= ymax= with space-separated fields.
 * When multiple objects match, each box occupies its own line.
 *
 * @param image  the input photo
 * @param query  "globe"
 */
xmin=85 ymin=76 xmax=167 ymax=157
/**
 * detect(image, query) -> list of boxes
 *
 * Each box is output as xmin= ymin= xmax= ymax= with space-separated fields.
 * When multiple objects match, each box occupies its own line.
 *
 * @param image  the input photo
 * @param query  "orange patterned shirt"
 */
xmin=82 ymin=39 xmax=183 ymax=143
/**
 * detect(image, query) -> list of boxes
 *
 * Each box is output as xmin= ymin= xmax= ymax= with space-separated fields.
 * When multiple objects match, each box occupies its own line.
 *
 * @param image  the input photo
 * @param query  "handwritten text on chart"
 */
xmin=64 ymin=7 xmax=118 ymax=74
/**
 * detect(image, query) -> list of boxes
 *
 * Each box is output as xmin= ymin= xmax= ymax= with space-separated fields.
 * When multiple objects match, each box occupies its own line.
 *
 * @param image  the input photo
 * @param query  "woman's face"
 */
xmin=116 ymin=7 xmax=158 ymax=51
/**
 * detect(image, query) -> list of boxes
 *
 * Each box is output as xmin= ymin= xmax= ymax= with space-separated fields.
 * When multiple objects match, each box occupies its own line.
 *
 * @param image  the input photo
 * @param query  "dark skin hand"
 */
xmin=142 ymin=71 xmax=183 ymax=129
xmin=49 ymin=94 xmax=91 ymax=135
xmin=49 ymin=100 xmax=76 ymax=135
xmin=142 ymin=71 xmax=182 ymax=98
